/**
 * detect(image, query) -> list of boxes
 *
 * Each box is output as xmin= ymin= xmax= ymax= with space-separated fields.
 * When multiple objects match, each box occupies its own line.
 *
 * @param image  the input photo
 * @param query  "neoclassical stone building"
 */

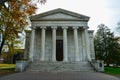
xmin=24 ymin=8 xmax=95 ymax=64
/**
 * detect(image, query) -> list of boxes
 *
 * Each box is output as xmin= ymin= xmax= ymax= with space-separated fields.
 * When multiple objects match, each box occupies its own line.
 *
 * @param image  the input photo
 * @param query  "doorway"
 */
xmin=56 ymin=40 xmax=63 ymax=61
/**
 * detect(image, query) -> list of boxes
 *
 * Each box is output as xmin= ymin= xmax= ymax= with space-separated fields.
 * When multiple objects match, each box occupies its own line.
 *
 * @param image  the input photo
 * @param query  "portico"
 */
xmin=25 ymin=8 xmax=95 ymax=63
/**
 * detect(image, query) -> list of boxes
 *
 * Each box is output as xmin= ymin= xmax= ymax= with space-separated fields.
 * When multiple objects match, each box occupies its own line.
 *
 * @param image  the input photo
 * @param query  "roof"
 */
xmin=30 ymin=8 xmax=90 ymax=21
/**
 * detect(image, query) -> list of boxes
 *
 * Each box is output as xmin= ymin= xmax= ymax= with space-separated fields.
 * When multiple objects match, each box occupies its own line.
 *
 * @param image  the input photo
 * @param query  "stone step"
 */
xmin=27 ymin=61 xmax=94 ymax=72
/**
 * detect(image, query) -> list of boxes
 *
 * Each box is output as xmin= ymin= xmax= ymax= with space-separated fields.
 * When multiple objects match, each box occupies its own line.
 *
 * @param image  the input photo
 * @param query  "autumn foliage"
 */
xmin=0 ymin=0 xmax=46 ymax=55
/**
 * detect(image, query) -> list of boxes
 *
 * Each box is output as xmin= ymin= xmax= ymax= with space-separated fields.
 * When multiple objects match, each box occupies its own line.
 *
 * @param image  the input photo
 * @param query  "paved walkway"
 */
xmin=0 ymin=71 xmax=119 ymax=80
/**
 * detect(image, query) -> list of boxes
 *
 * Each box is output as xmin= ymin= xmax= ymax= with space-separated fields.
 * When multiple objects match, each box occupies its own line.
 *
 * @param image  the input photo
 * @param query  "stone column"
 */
xmin=79 ymin=31 xmax=83 ymax=61
xmin=51 ymin=26 xmax=57 ymax=62
xmin=24 ymin=30 xmax=31 ymax=59
xmin=88 ymin=31 xmax=95 ymax=60
xmin=84 ymin=29 xmax=91 ymax=61
xmin=29 ymin=28 xmax=35 ymax=62
xmin=81 ymin=30 xmax=86 ymax=61
xmin=40 ymin=26 xmax=46 ymax=61
xmin=73 ymin=27 xmax=80 ymax=61
xmin=62 ymin=26 xmax=68 ymax=62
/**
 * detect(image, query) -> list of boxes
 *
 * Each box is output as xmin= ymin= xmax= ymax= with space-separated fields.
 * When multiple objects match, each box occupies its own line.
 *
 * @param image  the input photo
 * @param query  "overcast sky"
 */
xmin=36 ymin=0 xmax=120 ymax=32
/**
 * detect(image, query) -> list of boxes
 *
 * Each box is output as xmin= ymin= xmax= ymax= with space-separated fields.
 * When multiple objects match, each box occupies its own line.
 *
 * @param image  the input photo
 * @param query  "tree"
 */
xmin=94 ymin=24 xmax=109 ymax=60
xmin=0 ymin=0 xmax=46 ymax=55
xmin=94 ymin=24 xmax=120 ymax=66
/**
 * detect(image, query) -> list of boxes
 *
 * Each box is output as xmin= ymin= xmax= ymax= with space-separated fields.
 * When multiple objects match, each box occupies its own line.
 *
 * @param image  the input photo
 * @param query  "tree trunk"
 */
xmin=0 ymin=38 xmax=5 ymax=56
xmin=106 ymin=56 xmax=110 ymax=67
xmin=106 ymin=63 xmax=110 ymax=67
xmin=10 ymin=54 xmax=14 ymax=63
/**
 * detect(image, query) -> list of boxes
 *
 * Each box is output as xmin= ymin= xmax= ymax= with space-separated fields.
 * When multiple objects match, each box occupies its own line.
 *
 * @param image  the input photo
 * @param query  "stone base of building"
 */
xmin=27 ymin=61 xmax=94 ymax=72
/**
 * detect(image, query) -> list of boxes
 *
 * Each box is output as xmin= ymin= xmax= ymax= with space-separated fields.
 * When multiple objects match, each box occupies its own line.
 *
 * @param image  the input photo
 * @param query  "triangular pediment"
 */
xmin=30 ymin=8 xmax=90 ymax=21
xmin=39 ymin=13 xmax=82 ymax=20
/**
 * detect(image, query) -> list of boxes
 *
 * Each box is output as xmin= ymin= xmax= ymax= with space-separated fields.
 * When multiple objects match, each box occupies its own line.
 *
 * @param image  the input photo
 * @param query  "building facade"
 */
xmin=24 ymin=8 xmax=95 ymax=63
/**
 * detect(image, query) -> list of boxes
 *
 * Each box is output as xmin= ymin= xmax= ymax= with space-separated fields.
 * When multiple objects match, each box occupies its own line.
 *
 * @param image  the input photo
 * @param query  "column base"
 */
xmin=63 ymin=59 xmax=68 ymax=62
xmin=52 ymin=59 xmax=56 ymax=62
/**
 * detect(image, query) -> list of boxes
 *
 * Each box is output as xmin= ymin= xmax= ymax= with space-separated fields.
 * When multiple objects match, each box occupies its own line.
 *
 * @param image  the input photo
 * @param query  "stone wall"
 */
xmin=34 ymin=29 xmax=41 ymax=61
xmin=67 ymin=29 xmax=75 ymax=61
xmin=45 ymin=29 xmax=52 ymax=61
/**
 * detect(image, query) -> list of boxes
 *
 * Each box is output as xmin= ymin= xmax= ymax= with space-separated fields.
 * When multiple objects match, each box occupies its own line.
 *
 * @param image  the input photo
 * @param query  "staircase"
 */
xmin=27 ymin=61 xmax=94 ymax=72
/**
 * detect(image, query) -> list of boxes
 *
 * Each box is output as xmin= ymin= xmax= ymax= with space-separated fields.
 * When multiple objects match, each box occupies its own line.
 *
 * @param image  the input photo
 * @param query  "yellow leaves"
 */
xmin=0 ymin=0 xmax=46 ymax=54
xmin=0 ymin=0 xmax=47 ymax=56
xmin=9 ymin=0 xmax=16 ymax=6
xmin=25 ymin=5 xmax=37 ymax=16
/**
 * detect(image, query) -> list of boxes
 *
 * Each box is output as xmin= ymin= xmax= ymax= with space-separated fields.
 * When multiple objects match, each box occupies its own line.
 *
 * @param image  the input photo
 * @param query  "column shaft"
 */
xmin=84 ymin=29 xmax=91 ymax=61
xmin=63 ymin=27 xmax=68 ymax=62
xmin=79 ymin=31 xmax=83 ymax=61
xmin=29 ymin=29 xmax=35 ymax=62
xmin=73 ymin=27 xmax=80 ymax=61
xmin=82 ymin=30 xmax=86 ymax=61
xmin=52 ymin=27 xmax=57 ymax=61
xmin=24 ymin=30 xmax=31 ymax=59
xmin=41 ymin=27 xmax=46 ymax=61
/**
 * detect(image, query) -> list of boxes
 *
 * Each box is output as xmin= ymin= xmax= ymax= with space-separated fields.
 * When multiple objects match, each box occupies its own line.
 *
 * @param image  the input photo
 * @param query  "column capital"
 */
xmin=51 ymin=26 xmax=57 ymax=29
xmin=41 ymin=26 xmax=46 ymax=29
xmin=62 ymin=26 xmax=68 ymax=29
xmin=72 ymin=26 xmax=79 ymax=29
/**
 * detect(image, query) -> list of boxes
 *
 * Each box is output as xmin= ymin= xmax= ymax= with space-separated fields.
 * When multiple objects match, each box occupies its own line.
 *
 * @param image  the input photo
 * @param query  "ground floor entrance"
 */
xmin=56 ymin=40 xmax=63 ymax=61
xmin=26 ymin=26 xmax=95 ymax=62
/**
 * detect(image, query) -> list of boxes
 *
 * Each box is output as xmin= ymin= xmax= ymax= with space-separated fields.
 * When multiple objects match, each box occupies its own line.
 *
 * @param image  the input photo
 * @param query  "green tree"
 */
xmin=0 ymin=0 xmax=46 ymax=56
xmin=94 ymin=24 xmax=108 ymax=60
xmin=94 ymin=24 xmax=120 ymax=66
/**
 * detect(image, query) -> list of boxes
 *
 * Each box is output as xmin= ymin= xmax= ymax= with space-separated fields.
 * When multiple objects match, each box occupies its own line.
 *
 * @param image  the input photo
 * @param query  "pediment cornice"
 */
xmin=30 ymin=8 xmax=90 ymax=21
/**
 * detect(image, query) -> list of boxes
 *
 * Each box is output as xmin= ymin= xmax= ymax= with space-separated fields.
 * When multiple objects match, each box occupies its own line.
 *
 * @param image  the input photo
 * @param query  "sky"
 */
xmin=36 ymin=0 xmax=120 ymax=32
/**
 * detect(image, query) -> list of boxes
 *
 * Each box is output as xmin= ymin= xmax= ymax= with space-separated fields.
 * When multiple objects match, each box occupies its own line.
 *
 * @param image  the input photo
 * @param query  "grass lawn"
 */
xmin=0 ymin=64 xmax=15 ymax=70
xmin=105 ymin=67 xmax=120 ymax=75
xmin=0 ymin=64 xmax=16 ymax=77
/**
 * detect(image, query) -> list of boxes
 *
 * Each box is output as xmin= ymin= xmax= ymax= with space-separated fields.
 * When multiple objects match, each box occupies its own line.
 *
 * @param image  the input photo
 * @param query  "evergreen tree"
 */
xmin=94 ymin=24 xmax=120 ymax=66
